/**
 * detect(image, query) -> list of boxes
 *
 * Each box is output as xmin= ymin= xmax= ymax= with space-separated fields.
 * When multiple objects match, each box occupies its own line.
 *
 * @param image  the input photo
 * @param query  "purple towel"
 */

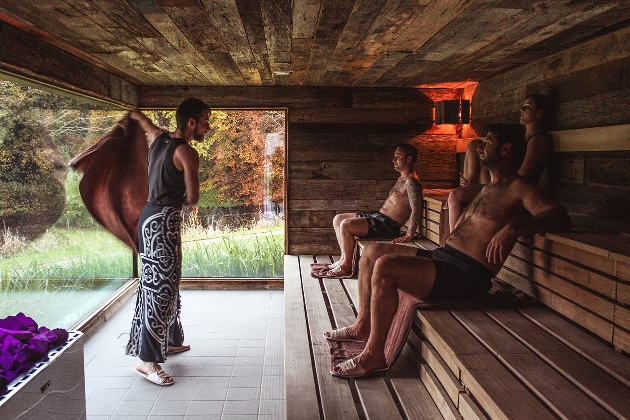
xmin=0 ymin=313 xmax=68 ymax=394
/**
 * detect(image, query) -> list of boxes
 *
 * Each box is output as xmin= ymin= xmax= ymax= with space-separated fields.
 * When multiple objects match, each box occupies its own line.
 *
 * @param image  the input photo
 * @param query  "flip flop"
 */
xmin=310 ymin=260 xmax=340 ymax=270
xmin=136 ymin=368 xmax=174 ymax=386
xmin=330 ymin=358 xmax=388 ymax=378
xmin=324 ymin=327 xmax=366 ymax=342
xmin=318 ymin=265 xmax=354 ymax=279
xmin=167 ymin=345 xmax=191 ymax=354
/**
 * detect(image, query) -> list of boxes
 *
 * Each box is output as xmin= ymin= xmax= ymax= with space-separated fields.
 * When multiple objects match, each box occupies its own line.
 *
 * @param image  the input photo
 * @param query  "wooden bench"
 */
xmin=286 ymin=188 xmax=630 ymax=419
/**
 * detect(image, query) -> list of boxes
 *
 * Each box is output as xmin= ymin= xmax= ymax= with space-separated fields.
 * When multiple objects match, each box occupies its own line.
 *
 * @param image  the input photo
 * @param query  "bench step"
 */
xmin=287 ymin=252 xmax=630 ymax=420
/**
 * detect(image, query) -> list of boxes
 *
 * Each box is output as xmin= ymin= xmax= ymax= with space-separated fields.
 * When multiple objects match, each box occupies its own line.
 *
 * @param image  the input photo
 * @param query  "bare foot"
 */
xmin=331 ymin=352 xmax=387 ymax=378
xmin=324 ymin=326 xmax=369 ymax=342
xmin=167 ymin=344 xmax=191 ymax=354
xmin=135 ymin=361 xmax=173 ymax=386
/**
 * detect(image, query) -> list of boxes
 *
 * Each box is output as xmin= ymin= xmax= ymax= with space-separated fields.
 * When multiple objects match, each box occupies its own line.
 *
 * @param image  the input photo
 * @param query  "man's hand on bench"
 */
xmin=392 ymin=231 xmax=415 ymax=243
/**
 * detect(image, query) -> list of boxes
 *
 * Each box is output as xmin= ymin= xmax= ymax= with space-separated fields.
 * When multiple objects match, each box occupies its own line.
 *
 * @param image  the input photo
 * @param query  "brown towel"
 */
xmin=69 ymin=116 xmax=148 ymax=253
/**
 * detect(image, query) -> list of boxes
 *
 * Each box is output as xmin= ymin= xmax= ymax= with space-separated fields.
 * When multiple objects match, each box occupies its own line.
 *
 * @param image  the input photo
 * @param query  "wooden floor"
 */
xmin=286 ymin=247 xmax=630 ymax=420
xmin=285 ymin=252 xmax=460 ymax=420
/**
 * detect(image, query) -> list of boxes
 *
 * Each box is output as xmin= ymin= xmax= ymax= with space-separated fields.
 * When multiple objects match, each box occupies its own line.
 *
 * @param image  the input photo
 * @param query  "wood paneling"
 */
xmin=286 ymin=87 xmax=457 ymax=254
xmin=0 ymin=20 xmax=136 ymax=106
xmin=472 ymin=25 xmax=630 ymax=226
xmin=1 ymin=1 xmax=628 ymax=88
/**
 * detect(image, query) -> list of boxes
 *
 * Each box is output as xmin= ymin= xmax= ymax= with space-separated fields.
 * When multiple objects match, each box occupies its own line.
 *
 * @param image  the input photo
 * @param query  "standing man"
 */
xmin=313 ymin=144 xmax=423 ymax=279
xmin=327 ymin=124 xmax=571 ymax=377
xmin=126 ymin=97 xmax=211 ymax=386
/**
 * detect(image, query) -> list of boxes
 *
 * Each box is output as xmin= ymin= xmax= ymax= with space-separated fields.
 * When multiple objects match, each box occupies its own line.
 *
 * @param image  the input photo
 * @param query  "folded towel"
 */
xmin=0 ymin=313 xmax=68 ymax=394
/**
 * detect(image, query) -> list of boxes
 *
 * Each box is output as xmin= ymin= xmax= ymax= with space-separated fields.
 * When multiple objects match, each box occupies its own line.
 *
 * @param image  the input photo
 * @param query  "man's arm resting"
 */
xmin=392 ymin=180 xmax=423 ymax=243
xmin=487 ymin=205 xmax=572 ymax=265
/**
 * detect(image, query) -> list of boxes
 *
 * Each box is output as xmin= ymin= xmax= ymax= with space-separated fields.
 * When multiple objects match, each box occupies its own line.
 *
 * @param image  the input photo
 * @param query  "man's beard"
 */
xmin=480 ymin=151 xmax=500 ymax=169
xmin=194 ymin=132 xmax=205 ymax=141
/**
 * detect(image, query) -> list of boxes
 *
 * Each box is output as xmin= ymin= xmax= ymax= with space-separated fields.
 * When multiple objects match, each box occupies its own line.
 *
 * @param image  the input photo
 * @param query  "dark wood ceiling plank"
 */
xmin=419 ymin=0 xmax=618 ymax=85
xmin=293 ymin=0 xmax=322 ymax=39
xmin=333 ymin=0 xmax=425 ymax=86
xmin=0 ymin=5 xmax=146 ymax=86
xmin=200 ymin=53 xmax=249 ymax=86
xmin=0 ymin=0 xmax=103 ymax=53
xmin=478 ymin=1 xmax=615 ymax=64
xmin=135 ymin=37 xmax=204 ymax=84
xmin=140 ymin=11 xmax=225 ymax=84
xmin=163 ymin=7 xmax=229 ymax=53
xmin=201 ymin=0 xmax=261 ymax=85
xmin=386 ymin=0 xmax=473 ymax=53
xmin=235 ymin=0 xmax=273 ymax=84
xmin=289 ymin=38 xmax=313 ymax=86
xmin=261 ymin=0 xmax=292 ymax=79
xmin=93 ymin=51 xmax=170 ymax=85
xmin=84 ymin=0 xmax=163 ymax=38
xmin=0 ymin=0 xmax=627 ymax=88
xmin=0 ymin=19 xmax=137 ymax=103
xmin=352 ymin=51 xmax=406 ymax=87
xmin=319 ymin=0 xmax=387 ymax=85
xmin=303 ymin=0 xmax=356 ymax=85
xmin=394 ymin=5 xmax=523 ymax=86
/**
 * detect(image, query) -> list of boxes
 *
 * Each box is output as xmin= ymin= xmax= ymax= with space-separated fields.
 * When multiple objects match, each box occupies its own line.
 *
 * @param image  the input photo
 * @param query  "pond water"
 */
xmin=0 ymin=279 xmax=129 ymax=330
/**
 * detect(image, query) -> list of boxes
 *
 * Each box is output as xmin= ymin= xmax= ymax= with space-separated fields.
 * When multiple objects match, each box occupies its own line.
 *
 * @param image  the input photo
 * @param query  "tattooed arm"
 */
xmin=392 ymin=178 xmax=423 ymax=244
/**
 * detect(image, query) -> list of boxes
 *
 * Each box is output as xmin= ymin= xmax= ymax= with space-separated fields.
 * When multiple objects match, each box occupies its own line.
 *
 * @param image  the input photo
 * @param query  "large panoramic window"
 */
xmin=144 ymin=109 xmax=285 ymax=278
xmin=0 ymin=79 xmax=129 ymax=329
xmin=0 ymin=78 xmax=285 ymax=330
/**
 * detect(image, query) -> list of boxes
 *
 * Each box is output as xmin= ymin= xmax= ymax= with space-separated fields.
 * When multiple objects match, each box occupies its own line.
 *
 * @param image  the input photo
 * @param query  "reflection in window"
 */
xmin=0 ymin=79 xmax=129 ymax=328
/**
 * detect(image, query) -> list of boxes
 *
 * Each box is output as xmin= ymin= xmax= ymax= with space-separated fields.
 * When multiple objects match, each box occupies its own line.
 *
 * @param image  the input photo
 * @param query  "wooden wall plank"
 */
xmin=472 ymin=24 xmax=630 ymax=224
xmin=0 ymin=20 xmax=136 ymax=106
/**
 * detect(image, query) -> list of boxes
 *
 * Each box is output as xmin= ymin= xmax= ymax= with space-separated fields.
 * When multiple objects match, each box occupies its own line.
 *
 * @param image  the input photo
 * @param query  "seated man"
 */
xmin=326 ymin=123 xmax=571 ymax=377
xmin=448 ymin=94 xmax=552 ymax=232
xmin=313 ymin=144 xmax=423 ymax=278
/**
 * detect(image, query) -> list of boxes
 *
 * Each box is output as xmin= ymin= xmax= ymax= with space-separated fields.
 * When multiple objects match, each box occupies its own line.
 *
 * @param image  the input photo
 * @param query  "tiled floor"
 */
xmin=84 ymin=289 xmax=285 ymax=420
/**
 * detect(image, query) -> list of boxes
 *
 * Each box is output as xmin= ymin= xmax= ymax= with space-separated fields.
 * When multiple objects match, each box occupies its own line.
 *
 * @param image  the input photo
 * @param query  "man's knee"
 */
xmin=333 ymin=213 xmax=355 ymax=229
xmin=363 ymin=243 xmax=395 ymax=267
xmin=370 ymin=254 xmax=402 ymax=290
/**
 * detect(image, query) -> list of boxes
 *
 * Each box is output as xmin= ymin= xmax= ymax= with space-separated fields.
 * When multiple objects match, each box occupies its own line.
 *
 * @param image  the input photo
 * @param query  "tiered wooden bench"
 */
xmin=285 ymin=190 xmax=630 ymax=419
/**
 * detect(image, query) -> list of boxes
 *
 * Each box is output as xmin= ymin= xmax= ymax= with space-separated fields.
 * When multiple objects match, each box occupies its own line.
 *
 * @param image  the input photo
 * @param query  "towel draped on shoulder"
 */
xmin=69 ymin=115 xmax=149 ymax=253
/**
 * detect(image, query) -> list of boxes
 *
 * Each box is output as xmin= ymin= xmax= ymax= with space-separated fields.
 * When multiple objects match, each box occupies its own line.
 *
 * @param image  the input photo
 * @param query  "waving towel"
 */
xmin=69 ymin=115 xmax=148 ymax=253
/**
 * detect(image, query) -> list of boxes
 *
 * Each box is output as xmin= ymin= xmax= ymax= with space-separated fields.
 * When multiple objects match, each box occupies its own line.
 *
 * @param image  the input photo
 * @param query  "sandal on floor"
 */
xmin=167 ymin=345 xmax=191 ymax=354
xmin=330 ymin=358 xmax=387 ymax=378
xmin=136 ymin=368 xmax=174 ymax=386
xmin=324 ymin=327 xmax=366 ymax=342
xmin=318 ymin=265 xmax=354 ymax=279
xmin=310 ymin=260 xmax=340 ymax=270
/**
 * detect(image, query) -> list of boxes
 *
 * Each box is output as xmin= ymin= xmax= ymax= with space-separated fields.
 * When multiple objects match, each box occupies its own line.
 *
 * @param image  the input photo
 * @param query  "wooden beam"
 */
xmin=0 ymin=20 xmax=137 ymax=106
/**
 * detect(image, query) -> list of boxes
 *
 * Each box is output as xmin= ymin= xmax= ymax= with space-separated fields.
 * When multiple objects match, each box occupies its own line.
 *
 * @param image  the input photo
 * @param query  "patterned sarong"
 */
xmin=126 ymin=203 xmax=184 ymax=362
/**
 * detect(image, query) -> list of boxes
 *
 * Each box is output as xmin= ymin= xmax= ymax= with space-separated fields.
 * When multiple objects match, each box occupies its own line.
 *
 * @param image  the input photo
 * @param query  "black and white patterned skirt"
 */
xmin=126 ymin=203 xmax=184 ymax=362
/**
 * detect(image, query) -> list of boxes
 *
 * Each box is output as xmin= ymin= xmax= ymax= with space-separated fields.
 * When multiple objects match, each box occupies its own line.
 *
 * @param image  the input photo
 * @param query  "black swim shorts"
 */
xmin=356 ymin=211 xmax=402 ymax=238
xmin=416 ymin=245 xmax=493 ymax=302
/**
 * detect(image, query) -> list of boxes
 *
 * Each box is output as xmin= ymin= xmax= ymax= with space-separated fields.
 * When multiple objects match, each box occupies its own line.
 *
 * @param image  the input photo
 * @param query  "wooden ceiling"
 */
xmin=1 ymin=0 xmax=629 ymax=89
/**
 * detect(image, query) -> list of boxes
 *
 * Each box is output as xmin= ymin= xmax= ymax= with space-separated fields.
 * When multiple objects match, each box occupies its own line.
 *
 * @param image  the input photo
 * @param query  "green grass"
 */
xmin=0 ymin=228 xmax=132 ymax=280
xmin=1 ymin=224 xmax=285 ymax=281
xmin=182 ymin=230 xmax=284 ymax=277
xmin=0 ymin=224 xmax=284 ymax=328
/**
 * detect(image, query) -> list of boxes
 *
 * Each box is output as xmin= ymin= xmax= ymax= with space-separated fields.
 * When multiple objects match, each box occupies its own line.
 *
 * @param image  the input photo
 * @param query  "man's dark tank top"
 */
xmin=147 ymin=132 xmax=187 ymax=208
